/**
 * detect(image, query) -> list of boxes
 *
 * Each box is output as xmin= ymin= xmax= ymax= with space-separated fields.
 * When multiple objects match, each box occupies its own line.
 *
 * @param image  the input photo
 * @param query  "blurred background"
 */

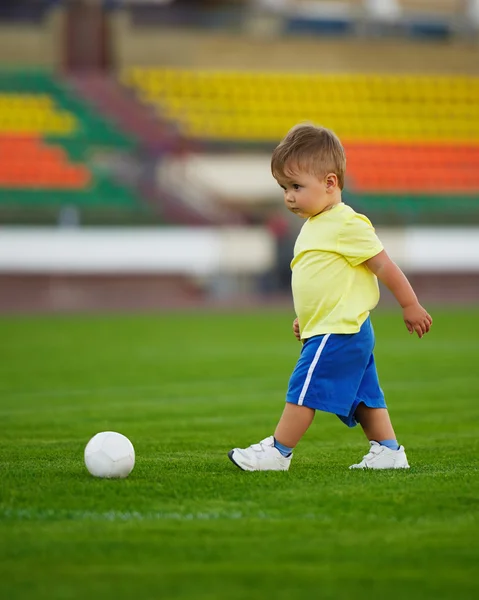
xmin=0 ymin=0 xmax=478 ymax=313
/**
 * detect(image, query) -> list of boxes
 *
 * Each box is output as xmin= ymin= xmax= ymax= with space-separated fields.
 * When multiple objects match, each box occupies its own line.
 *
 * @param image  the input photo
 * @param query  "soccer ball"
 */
xmin=84 ymin=431 xmax=135 ymax=479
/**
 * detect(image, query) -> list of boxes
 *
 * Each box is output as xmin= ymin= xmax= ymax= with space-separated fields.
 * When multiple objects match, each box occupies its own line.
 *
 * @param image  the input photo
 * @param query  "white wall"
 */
xmin=0 ymin=227 xmax=275 ymax=275
xmin=0 ymin=226 xmax=478 ymax=274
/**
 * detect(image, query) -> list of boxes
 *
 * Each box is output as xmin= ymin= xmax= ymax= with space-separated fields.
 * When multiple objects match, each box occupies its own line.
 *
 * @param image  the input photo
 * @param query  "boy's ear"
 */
xmin=325 ymin=173 xmax=338 ymax=190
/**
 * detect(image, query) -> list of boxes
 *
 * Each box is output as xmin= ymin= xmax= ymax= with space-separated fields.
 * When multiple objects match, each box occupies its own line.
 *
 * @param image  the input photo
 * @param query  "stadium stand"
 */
xmin=123 ymin=67 xmax=479 ymax=223
xmin=0 ymin=69 xmax=156 ymax=225
xmin=122 ymin=69 xmax=479 ymax=144
xmin=3 ymin=2 xmax=479 ymax=226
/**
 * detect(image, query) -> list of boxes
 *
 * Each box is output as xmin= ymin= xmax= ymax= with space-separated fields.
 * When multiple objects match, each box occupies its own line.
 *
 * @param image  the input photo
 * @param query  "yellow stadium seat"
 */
xmin=122 ymin=68 xmax=479 ymax=143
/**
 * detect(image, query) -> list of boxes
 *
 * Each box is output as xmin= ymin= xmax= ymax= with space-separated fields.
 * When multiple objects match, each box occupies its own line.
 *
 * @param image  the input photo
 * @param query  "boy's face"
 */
xmin=274 ymin=166 xmax=339 ymax=219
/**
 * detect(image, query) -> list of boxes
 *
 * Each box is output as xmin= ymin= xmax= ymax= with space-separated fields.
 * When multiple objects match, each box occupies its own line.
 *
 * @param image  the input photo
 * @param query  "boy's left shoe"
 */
xmin=228 ymin=436 xmax=292 ymax=471
xmin=349 ymin=441 xmax=410 ymax=469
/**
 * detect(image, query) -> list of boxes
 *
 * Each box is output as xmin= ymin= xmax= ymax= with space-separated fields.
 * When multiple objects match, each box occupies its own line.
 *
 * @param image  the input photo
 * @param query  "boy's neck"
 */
xmin=314 ymin=194 xmax=343 ymax=217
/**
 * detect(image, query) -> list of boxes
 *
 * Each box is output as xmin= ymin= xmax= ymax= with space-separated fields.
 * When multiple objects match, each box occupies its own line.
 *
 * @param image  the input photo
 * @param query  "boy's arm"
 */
xmin=365 ymin=250 xmax=432 ymax=338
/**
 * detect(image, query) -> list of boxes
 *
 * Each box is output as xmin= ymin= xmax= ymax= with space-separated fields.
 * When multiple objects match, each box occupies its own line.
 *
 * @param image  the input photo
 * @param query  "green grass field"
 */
xmin=1 ymin=309 xmax=478 ymax=600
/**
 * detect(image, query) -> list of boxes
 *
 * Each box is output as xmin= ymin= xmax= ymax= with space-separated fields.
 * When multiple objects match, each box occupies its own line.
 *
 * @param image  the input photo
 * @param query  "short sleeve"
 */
xmin=338 ymin=213 xmax=383 ymax=266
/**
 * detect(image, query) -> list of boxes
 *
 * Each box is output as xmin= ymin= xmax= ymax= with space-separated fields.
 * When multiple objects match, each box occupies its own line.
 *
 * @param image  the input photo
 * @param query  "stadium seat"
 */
xmin=122 ymin=67 xmax=479 ymax=221
xmin=122 ymin=69 xmax=479 ymax=143
xmin=0 ymin=136 xmax=90 ymax=189
xmin=0 ymin=70 xmax=148 ymax=224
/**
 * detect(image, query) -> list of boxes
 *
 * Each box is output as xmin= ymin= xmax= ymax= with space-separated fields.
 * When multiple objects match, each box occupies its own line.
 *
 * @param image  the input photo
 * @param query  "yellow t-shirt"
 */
xmin=291 ymin=203 xmax=383 ymax=338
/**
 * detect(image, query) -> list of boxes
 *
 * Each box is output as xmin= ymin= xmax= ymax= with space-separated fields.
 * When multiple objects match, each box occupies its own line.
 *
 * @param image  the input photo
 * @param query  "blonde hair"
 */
xmin=271 ymin=124 xmax=346 ymax=189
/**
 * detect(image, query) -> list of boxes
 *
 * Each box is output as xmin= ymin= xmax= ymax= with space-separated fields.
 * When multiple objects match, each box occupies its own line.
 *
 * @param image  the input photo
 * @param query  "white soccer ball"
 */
xmin=84 ymin=431 xmax=135 ymax=479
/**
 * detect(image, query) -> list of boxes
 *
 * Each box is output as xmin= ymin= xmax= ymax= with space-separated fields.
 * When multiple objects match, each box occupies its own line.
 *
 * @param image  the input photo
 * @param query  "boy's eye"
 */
xmin=293 ymin=184 xmax=301 ymax=190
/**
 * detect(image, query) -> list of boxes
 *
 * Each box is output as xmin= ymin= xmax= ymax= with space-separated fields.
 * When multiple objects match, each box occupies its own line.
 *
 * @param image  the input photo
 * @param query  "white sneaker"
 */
xmin=228 ymin=436 xmax=292 ymax=471
xmin=349 ymin=441 xmax=410 ymax=470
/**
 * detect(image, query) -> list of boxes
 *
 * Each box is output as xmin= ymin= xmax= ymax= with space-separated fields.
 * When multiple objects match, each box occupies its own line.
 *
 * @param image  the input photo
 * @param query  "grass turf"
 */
xmin=0 ymin=309 xmax=478 ymax=599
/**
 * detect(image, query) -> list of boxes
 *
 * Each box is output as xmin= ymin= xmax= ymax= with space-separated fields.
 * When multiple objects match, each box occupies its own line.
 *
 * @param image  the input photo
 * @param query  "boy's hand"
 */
xmin=403 ymin=303 xmax=433 ymax=338
xmin=292 ymin=318 xmax=301 ymax=341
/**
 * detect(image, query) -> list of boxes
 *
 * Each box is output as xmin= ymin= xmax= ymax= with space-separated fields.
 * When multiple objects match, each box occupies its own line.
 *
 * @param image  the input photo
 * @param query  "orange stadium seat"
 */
xmin=0 ymin=135 xmax=91 ymax=189
xmin=345 ymin=142 xmax=479 ymax=193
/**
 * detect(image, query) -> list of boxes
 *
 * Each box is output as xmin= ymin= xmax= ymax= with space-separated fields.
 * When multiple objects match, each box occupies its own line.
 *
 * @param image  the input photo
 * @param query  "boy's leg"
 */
xmin=354 ymin=404 xmax=396 ymax=442
xmin=349 ymin=345 xmax=409 ymax=469
xmin=228 ymin=332 xmax=326 ymax=472
xmin=274 ymin=403 xmax=315 ymax=448
xmin=227 ymin=404 xmax=314 ymax=472
xmin=351 ymin=403 xmax=409 ymax=469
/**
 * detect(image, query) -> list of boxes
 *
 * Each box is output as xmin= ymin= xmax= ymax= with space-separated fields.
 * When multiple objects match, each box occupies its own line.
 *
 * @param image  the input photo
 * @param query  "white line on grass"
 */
xmin=0 ymin=508 xmax=331 ymax=523
xmin=2 ymin=508 xmax=477 ymax=526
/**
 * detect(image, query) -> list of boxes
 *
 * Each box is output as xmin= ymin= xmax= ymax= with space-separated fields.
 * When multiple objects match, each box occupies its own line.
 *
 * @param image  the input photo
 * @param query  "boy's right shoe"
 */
xmin=228 ymin=436 xmax=292 ymax=471
xmin=349 ymin=441 xmax=410 ymax=469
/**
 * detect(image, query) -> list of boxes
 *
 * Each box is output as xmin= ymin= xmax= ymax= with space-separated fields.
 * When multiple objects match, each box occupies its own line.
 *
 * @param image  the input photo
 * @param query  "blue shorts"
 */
xmin=286 ymin=317 xmax=386 ymax=427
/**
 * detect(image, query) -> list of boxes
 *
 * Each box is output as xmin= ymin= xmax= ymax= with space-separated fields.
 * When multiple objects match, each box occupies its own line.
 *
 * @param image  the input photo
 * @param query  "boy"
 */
xmin=228 ymin=124 xmax=432 ymax=471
